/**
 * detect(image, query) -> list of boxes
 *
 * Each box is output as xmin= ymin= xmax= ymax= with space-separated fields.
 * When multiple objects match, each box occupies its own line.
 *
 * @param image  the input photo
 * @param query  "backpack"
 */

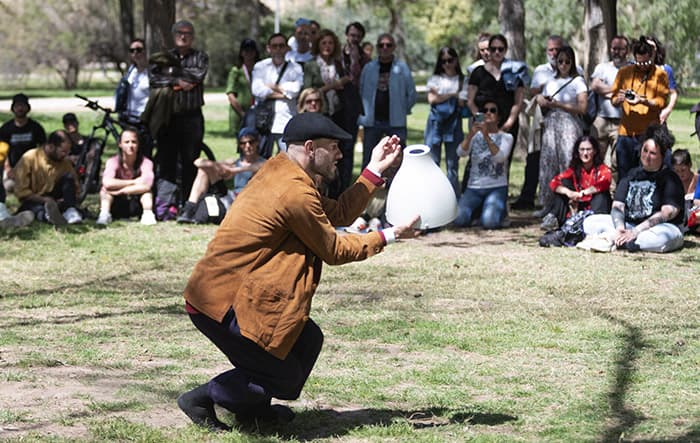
xmin=192 ymin=194 xmax=228 ymax=224
xmin=539 ymin=210 xmax=593 ymax=247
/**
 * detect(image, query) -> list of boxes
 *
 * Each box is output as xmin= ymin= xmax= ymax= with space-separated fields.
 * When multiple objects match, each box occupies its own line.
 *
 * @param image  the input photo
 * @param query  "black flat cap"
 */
xmin=283 ymin=112 xmax=351 ymax=143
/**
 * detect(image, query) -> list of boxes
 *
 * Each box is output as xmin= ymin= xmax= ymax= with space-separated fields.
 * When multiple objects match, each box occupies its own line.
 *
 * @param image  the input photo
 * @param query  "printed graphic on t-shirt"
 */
xmin=626 ymin=179 xmax=655 ymax=220
xmin=474 ymin=135 xmax=505 ymax=179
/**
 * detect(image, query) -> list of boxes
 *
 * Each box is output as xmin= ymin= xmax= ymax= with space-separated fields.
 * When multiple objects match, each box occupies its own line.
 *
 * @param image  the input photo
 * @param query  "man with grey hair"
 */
xmin=149 ymin=19 xmax=209 ymax=206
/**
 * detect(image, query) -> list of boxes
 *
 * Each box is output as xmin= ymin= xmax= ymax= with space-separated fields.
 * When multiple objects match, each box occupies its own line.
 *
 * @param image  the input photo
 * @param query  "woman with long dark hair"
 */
xmin=536 ymin=45 xmax=588 ymax=211
xmin=424 ymin=46 xmax=465 ymax=194
xmin=96 ymin=128 xmax=155 ymax=225
xmin=226 ymin=39 xmax=260 ymax=136
xmin=540 ymin=135 xmax=612 ymax=231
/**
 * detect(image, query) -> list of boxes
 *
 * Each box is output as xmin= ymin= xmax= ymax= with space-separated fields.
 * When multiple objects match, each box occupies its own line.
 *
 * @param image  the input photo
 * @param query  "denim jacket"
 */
xmin=358 ymin=58 xmax=417 ymax=127
xmin=501 ymin=59 xmax=531 ymax=92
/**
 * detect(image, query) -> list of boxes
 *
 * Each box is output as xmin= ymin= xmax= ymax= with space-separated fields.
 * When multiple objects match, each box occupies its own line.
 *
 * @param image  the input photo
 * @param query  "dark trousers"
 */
xmin=518 ymin=151 xmax=541 ymax=204
xmin=18 ymin=173 xmax=77 ymax=219
xmin=548 ymin=179 xmax=612 ymax=225
xmin=189 ymin=308 xmax=323 ymax=413
xmin=156 ymin=111 xmax=204 ymax=204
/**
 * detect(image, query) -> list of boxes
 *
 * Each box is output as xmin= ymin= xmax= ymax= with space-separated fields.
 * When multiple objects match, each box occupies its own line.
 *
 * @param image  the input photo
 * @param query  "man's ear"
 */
xmin=304 ymin=140 xmax=315 ymax=156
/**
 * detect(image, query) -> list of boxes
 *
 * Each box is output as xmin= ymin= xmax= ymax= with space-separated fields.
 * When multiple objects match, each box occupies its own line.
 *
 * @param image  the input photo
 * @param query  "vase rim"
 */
xmin=404 ymin=144 xmax=430 ymax=156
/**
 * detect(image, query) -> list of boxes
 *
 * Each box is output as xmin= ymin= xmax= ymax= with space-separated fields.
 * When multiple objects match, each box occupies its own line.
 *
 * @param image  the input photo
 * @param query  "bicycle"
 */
xmin=74 ymin=94 xmax=123 ymax=203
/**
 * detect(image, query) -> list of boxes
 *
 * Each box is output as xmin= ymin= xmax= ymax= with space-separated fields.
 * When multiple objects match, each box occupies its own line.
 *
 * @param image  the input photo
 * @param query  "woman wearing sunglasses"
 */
xmin=535 ymin=45 xmax=588 ymax=211
xmin=465 ymin=34 xmax=528 ymax=178
xmin=424 ymin=47 xmax=465 ymax=194
xmin=453 ymin=100 xmax=513 ymax=229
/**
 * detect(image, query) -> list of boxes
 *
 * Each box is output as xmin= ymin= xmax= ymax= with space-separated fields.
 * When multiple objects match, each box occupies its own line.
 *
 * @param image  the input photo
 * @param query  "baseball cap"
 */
xmin=62 ymin=113 xmax=78 ymax=125
xmin=295 ymin=18 xmax=311 ymax=27
xmin=283 ymin=113 xmax=351 ymax=143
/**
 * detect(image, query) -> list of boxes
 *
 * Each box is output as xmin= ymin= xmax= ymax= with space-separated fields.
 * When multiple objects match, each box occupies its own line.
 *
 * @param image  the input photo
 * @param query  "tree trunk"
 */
xmin=57 ymin=59 xmax=80 ymax=90
xmin=119 ymin=0 xmax=134 ymax=44
xmin=584 ymin=0 xmax=617 ymax=79
xmin=387 ymin=2 xmax=408 ymax=67
xmin=499 ymin=0 xmax=526 ymax=61
xmin=144 ymin=0 xmax=175 ymax=54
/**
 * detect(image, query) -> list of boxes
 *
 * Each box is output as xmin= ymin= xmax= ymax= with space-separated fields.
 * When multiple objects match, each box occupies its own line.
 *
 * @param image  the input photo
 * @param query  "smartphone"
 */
xmin=474 ymin=112 xmax=485 ymax=123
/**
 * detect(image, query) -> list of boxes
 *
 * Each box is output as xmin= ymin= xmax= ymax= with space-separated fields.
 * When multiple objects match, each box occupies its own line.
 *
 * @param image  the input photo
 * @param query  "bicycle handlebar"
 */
xmin=75 ymin=94 xmax=113 ymax=114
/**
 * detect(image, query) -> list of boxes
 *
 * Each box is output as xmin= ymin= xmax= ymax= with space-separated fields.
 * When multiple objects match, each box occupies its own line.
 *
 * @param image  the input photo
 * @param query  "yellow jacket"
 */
xmin=13 ymin=147 xmax=79 ymax=201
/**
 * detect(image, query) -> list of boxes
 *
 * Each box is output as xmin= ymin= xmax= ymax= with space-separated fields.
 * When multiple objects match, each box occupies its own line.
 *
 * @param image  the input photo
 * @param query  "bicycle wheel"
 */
xmin=78 ymin=139 xmax=105 ymax=203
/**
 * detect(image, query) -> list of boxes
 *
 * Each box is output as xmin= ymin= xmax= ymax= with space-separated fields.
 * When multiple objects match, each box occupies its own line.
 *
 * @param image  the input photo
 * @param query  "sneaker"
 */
xmin=577 ymin=233 xmax=615 ymax=252
xmin=345 ymin=216 xmax=368 ymax=233
xmin=532 ymin=207 xmax=548 ymax=218
xmin=96 ymin=212 xmax=112 ymax=225
xmin=63 ymin=207 xmax=83 ymax=224
xmin=0 ymin=202 xmax=10 ymax=221
xmin=44 ymin=200 xmax=67 ymax=226
xmin=140 ymin=210 xmax=157 ymax=225
xmin=540 ymin=213 xmax=559 ymax=231
xmin=368 ymin=217 xmax=382 ymax=231
xmin=176 ymin=202 xmax=197 ymax=224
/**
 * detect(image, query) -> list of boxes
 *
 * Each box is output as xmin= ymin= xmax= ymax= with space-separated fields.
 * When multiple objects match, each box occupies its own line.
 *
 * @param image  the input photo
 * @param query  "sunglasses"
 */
xmin=378 ymin=42 xmax=394 ymax=49
xmin=305 ymin=98 xmax=321 ymax=104
xmin=489 ymin=46 xmax=506 ymax=53
xmin=129 ymin=47 xmax=144 ymax=54
xmin=480 ymin=106 xmax=498 ymax=114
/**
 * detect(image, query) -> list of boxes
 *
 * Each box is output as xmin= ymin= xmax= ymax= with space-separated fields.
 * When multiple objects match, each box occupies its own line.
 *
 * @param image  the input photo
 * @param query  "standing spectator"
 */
xmin=358 ymin=33 xmax=417 ymax=169
xmin=536 ymin=46 xmax=588 ymax=211
xmin=285 ymin=19 xmax=313 ymax=65
xmin=119 ymin=38 xmax=150 ymax=125
xmin=425 ymin=47 xmax=464 ymax=194
xmin=465 ymin=32 xmax=491 ymax=76
xmin=96 ymin=128 xmax=156 ymax=226
xmin=453 ymin=100 xmax=513 ymax=229
xmin=14 ymin=130 xmax=82 ymax=225
xmin=540 ymin=135 xmax=612 ymax=231
xmin=149 ymin=20 xmax=209 ymax=206
xmin=611 ymin=37 xmax=669 ymax=181
xmin=0 ymin=93 xmax=47 ymax=215
xmin=645 ymin=36 xmax=677 ymax=125
xmin=340 ymin=22 xmax=370 ymax=182
xmin=297 ymin=88 xmax=324 ymax=114
xmin=251 ymin=33 xmax=303 ymax=156
xmin=177 ymin=128 xmax=265 ymax=224
xmin=512 ymin=35 xmax=565 ymax=210
xmin=226 ymin=38 xmax=259 ymax=137
xmin=465 ymin=34 xmax=528 ymax=181
xmin=590 ymin=35 xmax=630 ymax=169
xmin=582 ymin=125 xmax=684 ymax=253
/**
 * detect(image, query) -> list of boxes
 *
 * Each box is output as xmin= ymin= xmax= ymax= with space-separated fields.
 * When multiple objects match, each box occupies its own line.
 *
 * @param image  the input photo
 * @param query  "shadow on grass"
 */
xmin=245 ymin=406 xmax=517 ymax=441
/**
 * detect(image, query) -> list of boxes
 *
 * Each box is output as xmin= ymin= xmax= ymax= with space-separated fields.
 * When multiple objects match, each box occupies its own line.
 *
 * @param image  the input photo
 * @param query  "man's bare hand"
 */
xmin=393 ymin=215 xmax=422 ymax=239
xmin=367 ymin=135 xmax=402 ymax=175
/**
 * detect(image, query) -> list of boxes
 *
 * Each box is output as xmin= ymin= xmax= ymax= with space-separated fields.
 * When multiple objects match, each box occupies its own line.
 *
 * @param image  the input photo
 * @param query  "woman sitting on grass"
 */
xmin=582 ymin=125 xmax=684 ymax=252
xmin=96 ymin=128 xmax=155 ymax=225
xmin=540 ymin=135 xmax=612 ymax=231
xmin=453 ymin=99 xmax=513 ymax=229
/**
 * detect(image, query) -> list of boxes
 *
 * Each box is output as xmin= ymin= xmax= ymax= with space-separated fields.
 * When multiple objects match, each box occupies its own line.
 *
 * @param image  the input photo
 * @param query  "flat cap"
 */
xmin=283 ymin=113 xmax=351 ymax=143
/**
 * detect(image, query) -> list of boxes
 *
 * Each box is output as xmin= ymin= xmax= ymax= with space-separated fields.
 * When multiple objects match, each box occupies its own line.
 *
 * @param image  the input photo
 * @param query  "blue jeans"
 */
xmin=583 ymin=214 xmax=684 ymax=252
xmin=454 ymin=186 xmax=508 ymax=229
xmin=429 ymin=140 xmax=460 ymax=196
xmin=362 ymin=122 xmax=407 ymax=169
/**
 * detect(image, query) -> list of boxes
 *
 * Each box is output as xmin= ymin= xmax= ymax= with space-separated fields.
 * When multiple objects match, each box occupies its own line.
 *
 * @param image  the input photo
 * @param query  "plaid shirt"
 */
xmin=150 ymin=48 xmax=208 ymax=112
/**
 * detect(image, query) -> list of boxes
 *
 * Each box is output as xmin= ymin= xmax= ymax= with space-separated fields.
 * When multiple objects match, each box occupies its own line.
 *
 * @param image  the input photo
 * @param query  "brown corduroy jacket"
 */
xmin=184 ymin=153 xmax=386 ymax=359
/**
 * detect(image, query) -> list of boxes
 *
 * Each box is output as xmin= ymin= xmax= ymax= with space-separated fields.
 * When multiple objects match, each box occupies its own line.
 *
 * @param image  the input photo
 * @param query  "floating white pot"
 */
xmin=386 ymin=144 xmax=458 ymax=229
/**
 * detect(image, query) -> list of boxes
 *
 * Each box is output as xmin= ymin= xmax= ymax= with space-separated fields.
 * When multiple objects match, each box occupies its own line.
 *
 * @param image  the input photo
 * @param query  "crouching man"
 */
xmin=178 ymin=113 xmax=419 ymax=430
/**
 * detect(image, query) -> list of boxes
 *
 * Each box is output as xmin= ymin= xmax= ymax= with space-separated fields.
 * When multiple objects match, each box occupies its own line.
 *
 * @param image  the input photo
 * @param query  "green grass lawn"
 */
xmin=0 ymin=93 xmax=699 ymax=442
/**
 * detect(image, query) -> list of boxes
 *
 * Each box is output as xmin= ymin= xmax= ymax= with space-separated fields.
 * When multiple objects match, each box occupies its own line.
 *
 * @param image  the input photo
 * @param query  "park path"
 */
xmin=0 ymin=92 xmax=228 ymax=113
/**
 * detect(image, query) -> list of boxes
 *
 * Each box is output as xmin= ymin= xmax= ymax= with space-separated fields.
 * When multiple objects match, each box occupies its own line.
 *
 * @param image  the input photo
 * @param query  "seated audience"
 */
xmin=177 ymin=128 xmax=265 ymax=224
xmin=96 ymin=128 xmax=156 ymax=226
xmin=453 ymin=100 xmax=513 ymax=229
xmin=671 ymin=149 xmax=698 ymax=201
xmin=540 ymin=135 xmax=612 ymax=231
xmin=15 ymin=130 xmax=82 ymax=225
xmin=582 ymin=125 xmax=684 ymax=252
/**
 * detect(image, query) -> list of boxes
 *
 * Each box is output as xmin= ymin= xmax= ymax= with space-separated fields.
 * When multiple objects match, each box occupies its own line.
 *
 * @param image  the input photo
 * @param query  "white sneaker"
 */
xmin=140 ymin=210 xmax=157 ymax=225
xmin=96 ymin=212 xmax=112 ymax=225
xmin=0 ymin=202 xmax=10 ymax=221
xmin=576 ymin=233 xmax=615 ymax=252
xmin=63 ymin=207 xmax=83 ymax=224
xmin=345 ymin=216 xmax=368 ymax=233
xmin=368 ymin=217 xmax=382 ymax=232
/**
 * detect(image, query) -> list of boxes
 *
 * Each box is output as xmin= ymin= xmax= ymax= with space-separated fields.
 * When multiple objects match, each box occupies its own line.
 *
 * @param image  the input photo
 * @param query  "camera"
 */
xmin=474 ymin=112 xmax=485 ymax=123
xmin=624 ymin=90 xmax=636 ymax=100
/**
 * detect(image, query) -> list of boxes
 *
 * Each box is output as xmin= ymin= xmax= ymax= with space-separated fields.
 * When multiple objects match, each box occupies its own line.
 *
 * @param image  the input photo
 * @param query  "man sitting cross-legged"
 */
xmin=177 ymin=127 xmax=266 ymax=224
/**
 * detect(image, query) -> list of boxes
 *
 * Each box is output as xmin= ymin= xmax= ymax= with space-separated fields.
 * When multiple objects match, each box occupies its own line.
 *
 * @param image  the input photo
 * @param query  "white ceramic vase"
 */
xmin=385 ymin=144 xmax=458 ymax=229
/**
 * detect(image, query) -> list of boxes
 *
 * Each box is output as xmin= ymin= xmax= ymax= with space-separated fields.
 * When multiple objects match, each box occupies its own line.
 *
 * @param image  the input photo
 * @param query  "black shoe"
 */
xmin=511 ymin=198 xmax=535 ymax=210
xmin=177 ymin=202 xmax=197 ymax=224
xmin=621 ymin=240 xmax=641 ymax=252
xmin=236 ymin=404 xmax=295 ymax=425
xmin=178 ymin=385 xmax=231 ymax=432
